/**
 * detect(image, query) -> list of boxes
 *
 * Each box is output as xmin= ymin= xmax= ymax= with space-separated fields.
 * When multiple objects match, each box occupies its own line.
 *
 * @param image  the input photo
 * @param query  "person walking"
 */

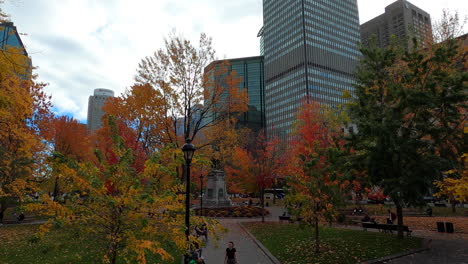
xmin=224 ymin=241 xmax=238 ymax=264
xmin=387 ymin=209 xmax=396 ymax=224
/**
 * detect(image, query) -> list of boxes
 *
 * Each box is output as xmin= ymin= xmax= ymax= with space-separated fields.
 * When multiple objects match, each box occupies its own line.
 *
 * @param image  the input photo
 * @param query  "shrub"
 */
xmin=336 ymin=214 xmax=346 ymax=223
xmin=207 ymin=210 xmax=216 ymax=217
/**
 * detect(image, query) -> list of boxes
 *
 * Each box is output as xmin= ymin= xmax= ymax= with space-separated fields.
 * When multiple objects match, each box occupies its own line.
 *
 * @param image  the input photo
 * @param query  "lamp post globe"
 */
xmin=182 ymin=139 xmax=196 ymax=164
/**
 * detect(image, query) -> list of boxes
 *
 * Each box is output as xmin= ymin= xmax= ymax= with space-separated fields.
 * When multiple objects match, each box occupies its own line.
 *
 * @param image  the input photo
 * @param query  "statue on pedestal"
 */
xmin=202 ymin=158 xmax=232 ymax=207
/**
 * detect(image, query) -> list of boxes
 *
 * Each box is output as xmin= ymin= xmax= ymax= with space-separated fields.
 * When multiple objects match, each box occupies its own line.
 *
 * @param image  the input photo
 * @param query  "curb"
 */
xmin=238 ymin=222 xmax=282 ymax=264
xmin=361 ymin=239 xmax=431 ymax=264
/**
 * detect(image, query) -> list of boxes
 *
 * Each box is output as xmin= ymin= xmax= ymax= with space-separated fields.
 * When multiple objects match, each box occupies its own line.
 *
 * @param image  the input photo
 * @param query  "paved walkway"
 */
xmin=203 ymin=219 xmax=273 ymax=264
xmin=201 ymin=205 xmax=286 ymax=264
xmin=384 ymin=233 xmax=468 ymax=264
xmin=203 ymin=205 xmax=468 ymax=264
xmin=336 ymin=224 xmax=468 ymax=264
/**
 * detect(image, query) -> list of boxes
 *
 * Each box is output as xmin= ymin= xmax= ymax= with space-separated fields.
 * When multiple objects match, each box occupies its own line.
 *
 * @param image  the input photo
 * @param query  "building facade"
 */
xmin=0 ymin=21 xmax=32 ymax=77
xmin=360 ymin=0 xmax=432 ymax=50
xmin=205 ymin=56 xmax=265 ymax=133
xmin=263 ymin=0 xmax=361 ymax=138
xmin=87 ymin=88 xmax=114 ymax=132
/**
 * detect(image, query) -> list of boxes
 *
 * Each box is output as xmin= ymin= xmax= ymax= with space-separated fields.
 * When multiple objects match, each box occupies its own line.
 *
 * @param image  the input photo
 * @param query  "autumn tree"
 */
xmin=0 ymin=7 xmax=52 ymax=216
xmin=348 ymin=32 xmax=467 ymax=238
xmin=430 ymin=11 xmax=468 ymax=213
xmin=31 ymin=116 xmax=219 ymax=264
xmin=103 ymin=83 xmax=168 ymax=156
xmin=286 ymin=101 xmax=345 ymax=253
xmin=226 ymin=130 xmax=282 ymax=222
xmin=44 ymin=116 xmax=92 ymax=201
xmin=135 ymin=33 xmax=247 ymax=147
xmin=433 ymin=9 xmax=467 ymax=43
xmin=93 ymin=117 xmax=148 ymax=176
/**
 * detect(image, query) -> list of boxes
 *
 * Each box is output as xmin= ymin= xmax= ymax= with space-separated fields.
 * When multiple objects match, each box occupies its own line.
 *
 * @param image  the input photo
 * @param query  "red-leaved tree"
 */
xmin=226 ymin=130 xmax=283 ymax=222
xmin=287 ymin=101 xmax=346 ymax=253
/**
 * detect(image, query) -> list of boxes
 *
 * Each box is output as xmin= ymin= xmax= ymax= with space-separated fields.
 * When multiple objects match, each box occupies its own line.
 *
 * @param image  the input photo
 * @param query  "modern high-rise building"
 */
xmin=0 ymin=21 xmax=32 ymax=77
xmin=263 ymin=0 xmax=361 ymax=138
xmin=205 ymin=56 xmax=265 ymax=134
xmin=87 ymin=88 xmax=114 ymax=131
xmin=360 ymin=0 xmax=432 ymax=50
xmin=258 ymin=26 xmax=265 ymax=56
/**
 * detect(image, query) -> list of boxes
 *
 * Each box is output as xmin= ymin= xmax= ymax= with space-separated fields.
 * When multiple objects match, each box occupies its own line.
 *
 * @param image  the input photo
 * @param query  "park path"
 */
xmin=335 ymin=219 xmax=468 ymax=264
xmin=202 ymin=206 xmax=285 ymax=264
xmin=384 ymin=232 xmax=468 ymax=264
xmin=204 ymin=206 xmax=468 ymax=264
xmin=202 ymin=219 xmax=274 ymax=264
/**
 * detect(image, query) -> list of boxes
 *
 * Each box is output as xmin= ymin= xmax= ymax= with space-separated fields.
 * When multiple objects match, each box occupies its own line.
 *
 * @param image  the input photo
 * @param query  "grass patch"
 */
xmin=244 ymin=222 xmax=423 ymax=264
xmin=345 ymin=204 xmax=468 ymax=217
xmin=0 ymin=224 xmax=182 ymax=264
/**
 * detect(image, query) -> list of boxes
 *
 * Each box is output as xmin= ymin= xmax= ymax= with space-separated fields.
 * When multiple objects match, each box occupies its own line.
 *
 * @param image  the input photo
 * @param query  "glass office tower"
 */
xmin=205 ymin=56 xmax=265 ymax=133
xmin=0 ymin=22 xmax=32 ymax=78
xmin=263 ymin=0 xmax=360 ymax=138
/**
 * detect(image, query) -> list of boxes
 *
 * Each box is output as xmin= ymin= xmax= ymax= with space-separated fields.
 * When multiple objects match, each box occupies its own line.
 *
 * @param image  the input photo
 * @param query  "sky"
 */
xmin=3 ymin=0 xmax=467 ymax=123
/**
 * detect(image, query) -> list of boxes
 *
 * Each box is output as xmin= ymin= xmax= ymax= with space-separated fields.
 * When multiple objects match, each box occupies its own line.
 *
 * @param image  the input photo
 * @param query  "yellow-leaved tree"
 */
xmin=30 ymin=116 xmax=219 ymax=264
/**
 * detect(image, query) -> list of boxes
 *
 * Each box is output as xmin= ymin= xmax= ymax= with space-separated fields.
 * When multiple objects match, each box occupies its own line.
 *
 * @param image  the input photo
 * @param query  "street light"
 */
xmin=199 ymin=174 xmax=204 ymax=216
xmin=181 ymin=138 xmax=196 ymax=255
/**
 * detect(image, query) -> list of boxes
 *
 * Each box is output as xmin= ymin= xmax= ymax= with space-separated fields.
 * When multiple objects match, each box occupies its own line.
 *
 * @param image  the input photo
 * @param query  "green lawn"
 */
xmin=345 ymin=204 xmax=468 ymax=217
xmin=244 ymin=222 xmax=423 ymax=264
xmin=0 ymin=224 xmax=182 ymax=264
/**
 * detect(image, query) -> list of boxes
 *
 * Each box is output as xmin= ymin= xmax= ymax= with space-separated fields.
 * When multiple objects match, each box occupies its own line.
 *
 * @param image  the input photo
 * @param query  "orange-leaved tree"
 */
xmin=226 ymin=130 xmax=283 ymax=222
xmin=46 ymin=116 xmax=93 ymax=201
xmin=286 ymin=101 xmax=345 ymax=253
xmin=103 ymin=83 xmax=168 ymax=156
xmin=0 ymin=9 xmax=52 ymax=214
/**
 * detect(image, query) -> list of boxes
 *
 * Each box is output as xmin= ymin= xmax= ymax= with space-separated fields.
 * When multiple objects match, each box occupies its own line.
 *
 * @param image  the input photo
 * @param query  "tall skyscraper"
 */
xmin=263 ymin=0 xmax=361 ymax=138
xmin=205 ymin=56 xmax=265 ymax=133
xmin=0 ymin=21 xmax=32 ymax=78
xmin=87 ymin=88 xmax=114 ymax=131
xmin=0 ymin=22 xmax=27 ymax=54
xmin=360 ymin=0 xmax=432 ymax=50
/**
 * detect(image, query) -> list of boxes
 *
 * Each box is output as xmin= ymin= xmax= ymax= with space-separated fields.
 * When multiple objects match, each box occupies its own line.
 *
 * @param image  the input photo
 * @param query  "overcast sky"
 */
xmin=3 ymin=0 xmax=467 ymax=122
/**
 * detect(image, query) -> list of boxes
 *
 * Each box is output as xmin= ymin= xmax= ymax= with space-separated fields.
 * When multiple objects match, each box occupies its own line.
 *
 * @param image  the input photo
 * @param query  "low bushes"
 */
xmin=196 ymin=206 xmax=269 ymax=218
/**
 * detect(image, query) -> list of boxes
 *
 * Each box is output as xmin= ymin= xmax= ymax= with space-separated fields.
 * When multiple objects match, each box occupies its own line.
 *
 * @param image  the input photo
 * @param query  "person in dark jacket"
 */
xmin=224 ymin=241 xmax=237 ymax=264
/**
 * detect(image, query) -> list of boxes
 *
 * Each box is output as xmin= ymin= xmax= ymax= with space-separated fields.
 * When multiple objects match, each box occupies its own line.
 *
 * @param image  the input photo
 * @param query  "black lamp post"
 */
xmin=182 ymin=139 xmax=196 ymax=251
xmin=199 ymin=174 xmax=204 ymax=216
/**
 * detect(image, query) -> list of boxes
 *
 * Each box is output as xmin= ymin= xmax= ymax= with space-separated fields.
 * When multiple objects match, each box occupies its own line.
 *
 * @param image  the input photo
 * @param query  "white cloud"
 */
xmin=3 ymin=0 xmax=467 ymax=122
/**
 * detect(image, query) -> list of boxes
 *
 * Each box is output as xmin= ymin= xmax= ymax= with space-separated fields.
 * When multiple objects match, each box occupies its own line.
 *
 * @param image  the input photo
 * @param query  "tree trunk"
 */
xmin=273 ymin=187 xmax=276 ymax=205
xmin=314 ymin=215 xmax=320 ymax=253
xmin=451 ymin=200 xmax=456 ymax=213
xmin=396 ymin=203 xmax=404 ymax=239
xmin=261 ymin=188 xmax=265 ymax=223
xmin=109 ymin=245 xmax=118 ymax=264
xmin=0 ymin=200 xmax=6 ymax=214
xmin=52 ymin=176 xmax=59 ymax=202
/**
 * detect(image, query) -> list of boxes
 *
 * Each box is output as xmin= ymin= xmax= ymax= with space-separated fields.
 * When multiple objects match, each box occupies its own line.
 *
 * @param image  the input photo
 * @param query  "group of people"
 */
xmin=187 ymin=224 xmax=208 ymax=264
xmin=360 ymin=209 xmax=397 ymax=224
xmin=186 ymin=223 xmax=239 ymax=264
xmin=0 ymin=210 xmax=25 ymax=225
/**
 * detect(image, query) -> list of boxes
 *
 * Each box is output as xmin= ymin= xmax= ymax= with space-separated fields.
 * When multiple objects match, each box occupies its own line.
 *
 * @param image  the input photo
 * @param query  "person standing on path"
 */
xmin=224 ymin=241 xmax=238 ymax=264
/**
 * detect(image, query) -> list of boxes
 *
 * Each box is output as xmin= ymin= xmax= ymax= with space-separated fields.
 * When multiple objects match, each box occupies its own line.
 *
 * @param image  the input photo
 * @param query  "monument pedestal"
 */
xmin=202 ymin=170 xmax=232 ymax=208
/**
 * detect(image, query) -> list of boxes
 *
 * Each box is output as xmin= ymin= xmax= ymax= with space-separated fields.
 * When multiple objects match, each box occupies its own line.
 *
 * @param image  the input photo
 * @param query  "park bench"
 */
xmin=404 ymin=212 xmax=428 ymax=217
xmin=361 ymin=222 xmax=412 ymax=236
xmin=278 ymin=215 xmax=304 ymax=223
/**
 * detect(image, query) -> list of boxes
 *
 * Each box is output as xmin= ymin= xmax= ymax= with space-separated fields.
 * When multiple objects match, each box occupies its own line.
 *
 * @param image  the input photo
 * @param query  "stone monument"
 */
xmin=202 ymin=170 xmax=232 ymax=207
